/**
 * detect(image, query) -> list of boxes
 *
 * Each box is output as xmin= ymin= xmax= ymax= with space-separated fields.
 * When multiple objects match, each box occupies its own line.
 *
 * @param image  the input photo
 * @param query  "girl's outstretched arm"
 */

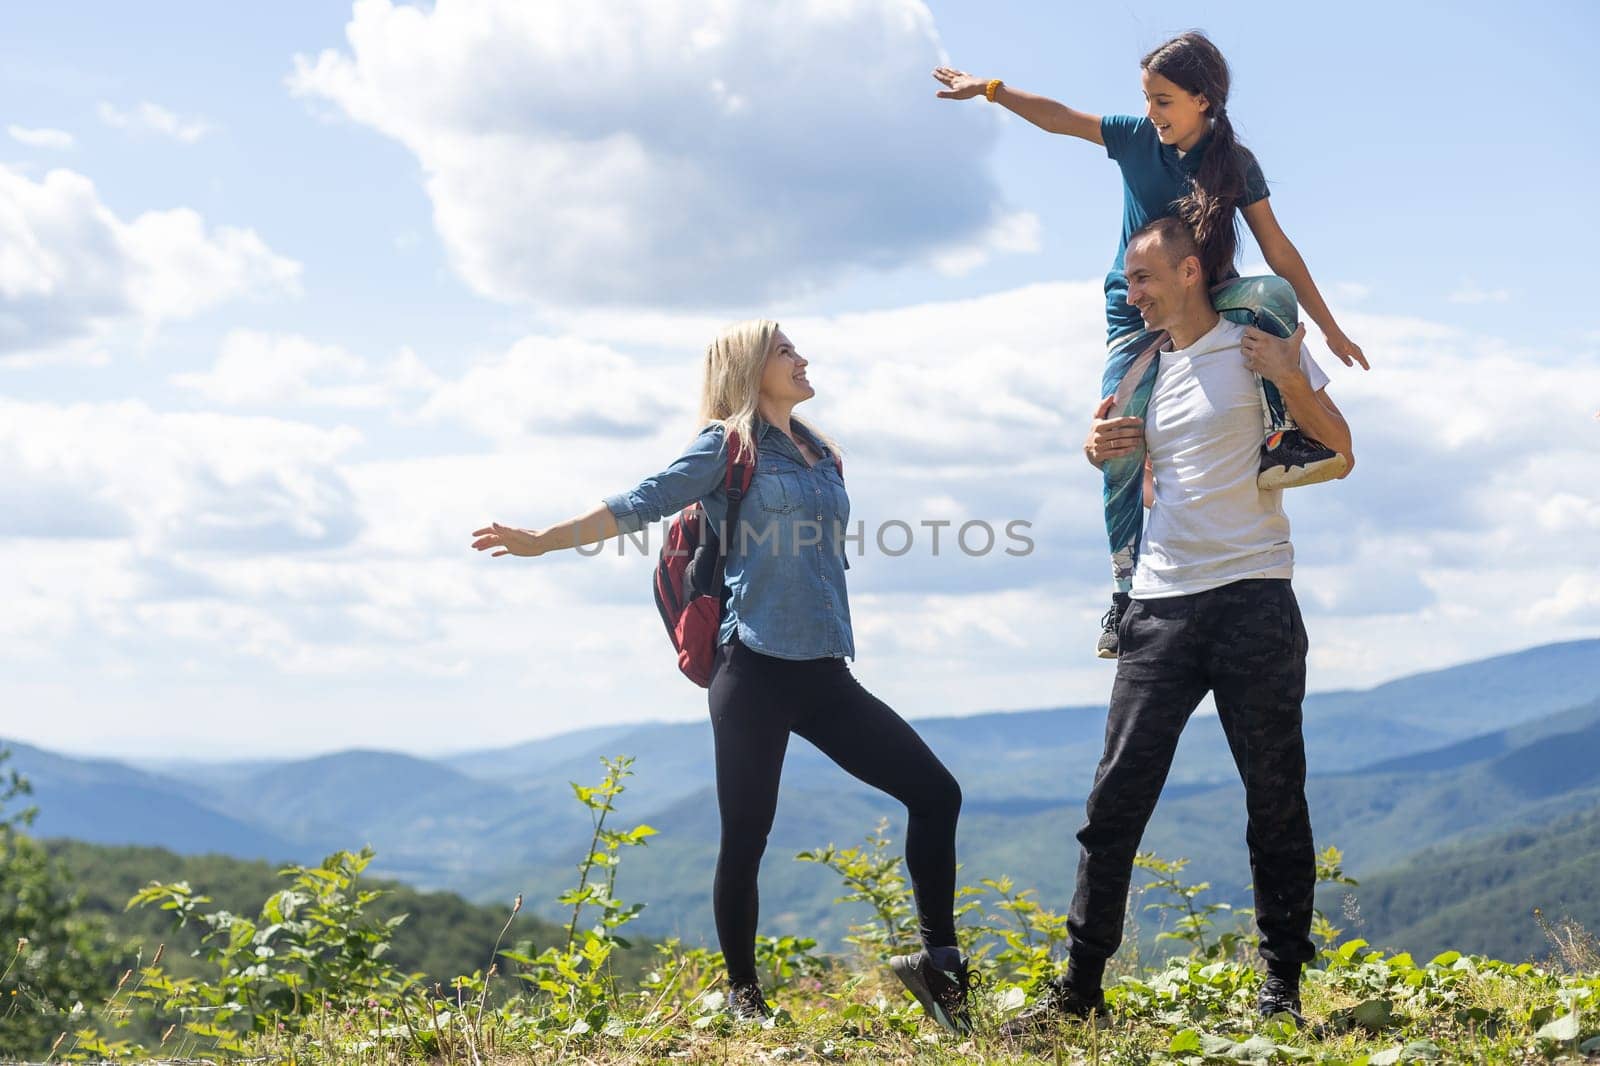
xmin=932 ymin=67 xmax=1103 ymax=143
xmin=1241 ymin=199 xmax=1369 ymax=370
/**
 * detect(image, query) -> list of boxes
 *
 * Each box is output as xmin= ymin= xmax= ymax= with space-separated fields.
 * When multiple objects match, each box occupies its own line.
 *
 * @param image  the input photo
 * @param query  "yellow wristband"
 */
xmin=985 ymin=78 xmax=1003 ymax=102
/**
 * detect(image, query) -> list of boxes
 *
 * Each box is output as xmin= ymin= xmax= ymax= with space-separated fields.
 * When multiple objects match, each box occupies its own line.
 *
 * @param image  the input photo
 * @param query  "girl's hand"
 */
xmin=932 ymin=67 xmax=987 ymax=100
xmin=472 ymin=522 xmax=544 ymax=558
xmin=1325 ymin=331 xmax=1369 ymax=371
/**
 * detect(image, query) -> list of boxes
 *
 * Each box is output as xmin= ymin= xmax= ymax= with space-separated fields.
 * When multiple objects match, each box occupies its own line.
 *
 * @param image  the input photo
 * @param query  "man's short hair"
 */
xmin=1127 ymin=216 xmax=1202 ymax=268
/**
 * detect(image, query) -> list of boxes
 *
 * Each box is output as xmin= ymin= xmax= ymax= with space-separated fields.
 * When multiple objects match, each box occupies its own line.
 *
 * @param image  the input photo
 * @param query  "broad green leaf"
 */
xmin=1398 ymin=1040 xmax=1441 ymax=1061
xmin=1168 ymin=1028 xmax=1202 ymax=1053
xmin=1536 ymin=1011 xmax=1581 ymax=1043
xmin=1351 ymin=997 xmax=1395 ymax=1031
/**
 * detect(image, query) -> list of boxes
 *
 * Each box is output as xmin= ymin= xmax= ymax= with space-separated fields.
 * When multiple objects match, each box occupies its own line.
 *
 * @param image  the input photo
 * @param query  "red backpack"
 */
xmin=652 ymin=432 xmax=756 ymax=687
xmin=652 ymin=429 xmax=842 ymax=686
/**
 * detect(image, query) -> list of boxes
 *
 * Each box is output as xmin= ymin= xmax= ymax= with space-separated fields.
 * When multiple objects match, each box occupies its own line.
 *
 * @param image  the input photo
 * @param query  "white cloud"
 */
xmin=0 ymin=398 xmax=362 ymax=553
xmin=930 ymin=210 xmax=1042 ymax=277
xmin=7 ymin=125 xmax=75 ymax=150
xmin=0 ymin=164 xmax=300 ymax=362
xmin=1448 ymin=280 xmax=1511 ymax=304
xmin=173 ymin=330 xmax=440 ymax=408
xmin=97 ymin=100 xmax=213 ymax=143
xmin=1330 ymin=281 xmax=1370 ymax=305
xmin=288 ymin=0 xmax=1019 ymax=306
xmin=419 ymin=334 xmax=691 ymax=442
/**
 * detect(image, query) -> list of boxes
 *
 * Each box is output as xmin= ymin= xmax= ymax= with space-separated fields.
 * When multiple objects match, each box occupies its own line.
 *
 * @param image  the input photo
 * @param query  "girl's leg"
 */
xmin=1211 ymin=274 xmax=1297 ymax=431
xmin=1210 ymin=276 xmax=1347 ymax=488
xmin=791 ymin=662 xmax=962 ymax=950
xmin=1101 ymin=329 xmax=1168 ymax=593
xmin=707 ymin=640 xmax=795 ymax=986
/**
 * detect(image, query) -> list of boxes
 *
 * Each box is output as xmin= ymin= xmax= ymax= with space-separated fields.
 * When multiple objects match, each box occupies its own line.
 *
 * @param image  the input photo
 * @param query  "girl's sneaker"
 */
xmin=727 ymin=980 xmax=773 ymax=1022
xmin=889 ymin=949 xmax=976 ymax=1034
xmin=1097 ymin=593 xmax=1130 ymax=659
xmin=1259 ymin=429 xmax=1348 ymax=490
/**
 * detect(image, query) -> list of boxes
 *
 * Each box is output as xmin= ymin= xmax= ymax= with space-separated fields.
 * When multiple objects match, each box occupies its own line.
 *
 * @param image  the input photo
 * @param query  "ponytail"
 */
xmin=1177 ymin=110 xmax=1254 ymax=284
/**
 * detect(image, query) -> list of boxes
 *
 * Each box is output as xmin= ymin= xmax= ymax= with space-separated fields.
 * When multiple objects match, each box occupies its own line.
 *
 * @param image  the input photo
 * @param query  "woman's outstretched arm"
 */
xmin=472 ymin=504 xmax=619 ymax=558
xmin=932 ymin=67 xmax=1104 ymax=143
xmin=473 ymin=425 xmax=730 ymax=558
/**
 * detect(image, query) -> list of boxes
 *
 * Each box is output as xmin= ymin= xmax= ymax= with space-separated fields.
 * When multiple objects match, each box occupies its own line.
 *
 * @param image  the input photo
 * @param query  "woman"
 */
xmin=471 ymin=320 xmax=972 ymax=1032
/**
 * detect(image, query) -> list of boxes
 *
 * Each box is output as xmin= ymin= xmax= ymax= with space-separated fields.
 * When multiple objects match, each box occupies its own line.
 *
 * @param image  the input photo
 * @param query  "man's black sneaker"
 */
xmin=889 ymin=949 xmax=976 ymax=1035
xmin=998 ymin=979 xmax=1106 ymax=1037
xmin=727 ymin=979 xmax=773 ymax=1022
xmin=1256 ymin=973 xmax=1304 ymax=1024
xmin=1258 ymin=428 xmax=1348 ymax=490
xmin=1096 ymin=593 xmax=1131 ymax=659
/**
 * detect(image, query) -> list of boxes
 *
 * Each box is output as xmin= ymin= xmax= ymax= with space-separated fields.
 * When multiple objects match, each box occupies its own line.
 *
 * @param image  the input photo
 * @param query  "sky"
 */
xmin=1 ymin=0 xmax=1597 ymax=759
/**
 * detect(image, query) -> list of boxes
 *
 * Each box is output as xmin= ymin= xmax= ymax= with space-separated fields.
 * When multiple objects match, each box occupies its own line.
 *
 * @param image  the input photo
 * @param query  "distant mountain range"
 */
xmin=6 ymin=638 xmax=1597 ymax=960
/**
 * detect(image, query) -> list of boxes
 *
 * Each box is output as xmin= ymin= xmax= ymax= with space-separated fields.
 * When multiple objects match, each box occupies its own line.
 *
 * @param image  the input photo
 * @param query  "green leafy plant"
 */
xmin=796 ymin=819 xmax=918 ymax=962
xmin=126 ymin=847 xmax=417 ymax=1049
xmin=500 ymin=755 xmax=656 ymax=1038
xmin=0 ymin=748 xmax=122 ymax=1061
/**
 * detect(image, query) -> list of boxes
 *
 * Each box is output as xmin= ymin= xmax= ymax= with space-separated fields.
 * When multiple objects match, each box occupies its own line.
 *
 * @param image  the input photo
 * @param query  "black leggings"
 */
xmin=707 ymin=637 xmax=962 ymax=985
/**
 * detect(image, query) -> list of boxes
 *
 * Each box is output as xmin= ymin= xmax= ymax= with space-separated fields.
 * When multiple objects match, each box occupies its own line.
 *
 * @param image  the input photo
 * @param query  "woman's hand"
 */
xmin=471 ymin=522 xmax=544 ymax=558
xmin=1084 ymin=395 xmax=1144 ymax=468
xmin=1325 ymin=330 xmax=1369 ymax=370
xmin=932 ymin=67 xmax=987 ymax=100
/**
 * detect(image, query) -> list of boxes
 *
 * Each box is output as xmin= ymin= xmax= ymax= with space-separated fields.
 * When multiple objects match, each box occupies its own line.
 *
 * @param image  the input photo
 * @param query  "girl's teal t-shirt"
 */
xmin=1101 ymin=114 xmax=1271 ymax=342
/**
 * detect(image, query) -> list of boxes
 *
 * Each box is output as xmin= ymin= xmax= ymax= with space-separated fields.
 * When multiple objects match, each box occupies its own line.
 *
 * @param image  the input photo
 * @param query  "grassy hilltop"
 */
xmin=4 ymin=755 xmax=1598 ymax=1065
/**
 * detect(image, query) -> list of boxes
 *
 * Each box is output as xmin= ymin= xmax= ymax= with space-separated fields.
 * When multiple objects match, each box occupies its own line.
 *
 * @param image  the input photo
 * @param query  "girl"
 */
xmin=933 ymin=31 xmax=1366 ymax=657
xmin=471 ymin=321 xmax=974 ymax=1033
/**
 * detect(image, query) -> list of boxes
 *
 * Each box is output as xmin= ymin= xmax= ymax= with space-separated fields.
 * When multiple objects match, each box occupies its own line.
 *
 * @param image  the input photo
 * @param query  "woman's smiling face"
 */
xmin=1141 ymin=69 xmax=1211 ymax=151
xmin=759 ymin=329 xmax=813 ymax=406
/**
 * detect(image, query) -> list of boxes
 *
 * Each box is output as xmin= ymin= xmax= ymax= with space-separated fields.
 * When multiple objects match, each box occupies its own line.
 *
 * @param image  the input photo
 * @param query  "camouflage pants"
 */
xmin=1067 ymin=578 xmax=1317 ymax=968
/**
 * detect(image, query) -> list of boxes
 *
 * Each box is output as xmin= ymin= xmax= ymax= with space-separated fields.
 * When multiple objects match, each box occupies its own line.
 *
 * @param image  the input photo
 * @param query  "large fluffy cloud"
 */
xmin=0 ymin=399 xmax=361 ymax=553
xmin=0 ymin=165 xmax=300 ymax=363
xmin=173 ymin=330 xmax=439 ymax=408
xmin=3 ymin=284 xmax=1598 ymax=756
xmin=288 ymin=0 xmax=1030 ymax=306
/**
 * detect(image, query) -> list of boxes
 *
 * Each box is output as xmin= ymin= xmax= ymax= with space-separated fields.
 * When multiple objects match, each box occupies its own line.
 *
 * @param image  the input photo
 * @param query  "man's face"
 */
xmin=1125 ymin=238 xmax=1197 ymax=332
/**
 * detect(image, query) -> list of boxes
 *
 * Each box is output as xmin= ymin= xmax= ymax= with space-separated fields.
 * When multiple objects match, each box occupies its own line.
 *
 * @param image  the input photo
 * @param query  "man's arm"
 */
xmin=1241 ymin=324 xmax=1355 ymax=476
xmin=1083 ymin=395 xmax=1144 ymax=467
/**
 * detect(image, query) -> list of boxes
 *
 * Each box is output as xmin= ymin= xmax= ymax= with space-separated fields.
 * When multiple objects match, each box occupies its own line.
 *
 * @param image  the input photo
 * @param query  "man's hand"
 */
xmin=1241 ymin=323 xmax=1310 ymax=388
xmin=1084 ymin=395 xmax=1144 ymax=468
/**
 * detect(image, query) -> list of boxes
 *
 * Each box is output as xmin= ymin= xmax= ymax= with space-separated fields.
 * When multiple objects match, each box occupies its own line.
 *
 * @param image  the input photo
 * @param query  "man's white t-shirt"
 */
xmin=1132 ymin=317 xmax=1331 ymax=600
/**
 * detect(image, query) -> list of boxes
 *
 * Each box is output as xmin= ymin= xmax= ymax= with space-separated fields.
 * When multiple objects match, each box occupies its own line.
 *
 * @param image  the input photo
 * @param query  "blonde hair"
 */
xmin=696 ymin=319 xmax=839 ymax=464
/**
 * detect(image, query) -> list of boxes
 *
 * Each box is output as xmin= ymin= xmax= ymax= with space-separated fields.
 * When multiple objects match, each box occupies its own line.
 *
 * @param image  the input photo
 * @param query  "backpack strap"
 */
xmin=712 ymin=429 xmax=755 ymax=596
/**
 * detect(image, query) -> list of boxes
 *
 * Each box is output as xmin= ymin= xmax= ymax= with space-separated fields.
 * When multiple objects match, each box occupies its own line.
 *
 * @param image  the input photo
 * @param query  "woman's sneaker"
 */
xmin=997 ymin=978 xmax=1106 ymax=1037
xmin=727 ymin=979 xmax=773 ymax=1023
xmin=1259 ymin=429 xmax=1347 ymax=490
xmin=889 ymin=949 xmax=976 ymax=1035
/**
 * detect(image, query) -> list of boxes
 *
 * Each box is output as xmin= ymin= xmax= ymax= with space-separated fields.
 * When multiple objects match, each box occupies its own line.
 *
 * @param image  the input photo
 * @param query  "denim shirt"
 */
xmin=602 ymin=420 xmax=855 ymax=661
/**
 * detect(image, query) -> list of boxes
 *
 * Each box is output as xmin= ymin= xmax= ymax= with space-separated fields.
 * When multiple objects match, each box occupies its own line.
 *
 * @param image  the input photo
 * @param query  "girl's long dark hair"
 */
xmin=1141 ymin=31 xmax=1258 ymax=284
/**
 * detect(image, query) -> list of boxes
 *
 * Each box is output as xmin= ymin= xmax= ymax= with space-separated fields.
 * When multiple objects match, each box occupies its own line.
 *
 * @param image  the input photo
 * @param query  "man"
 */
xmin=1007 ymin=216 xmax=1353 ymax=1032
